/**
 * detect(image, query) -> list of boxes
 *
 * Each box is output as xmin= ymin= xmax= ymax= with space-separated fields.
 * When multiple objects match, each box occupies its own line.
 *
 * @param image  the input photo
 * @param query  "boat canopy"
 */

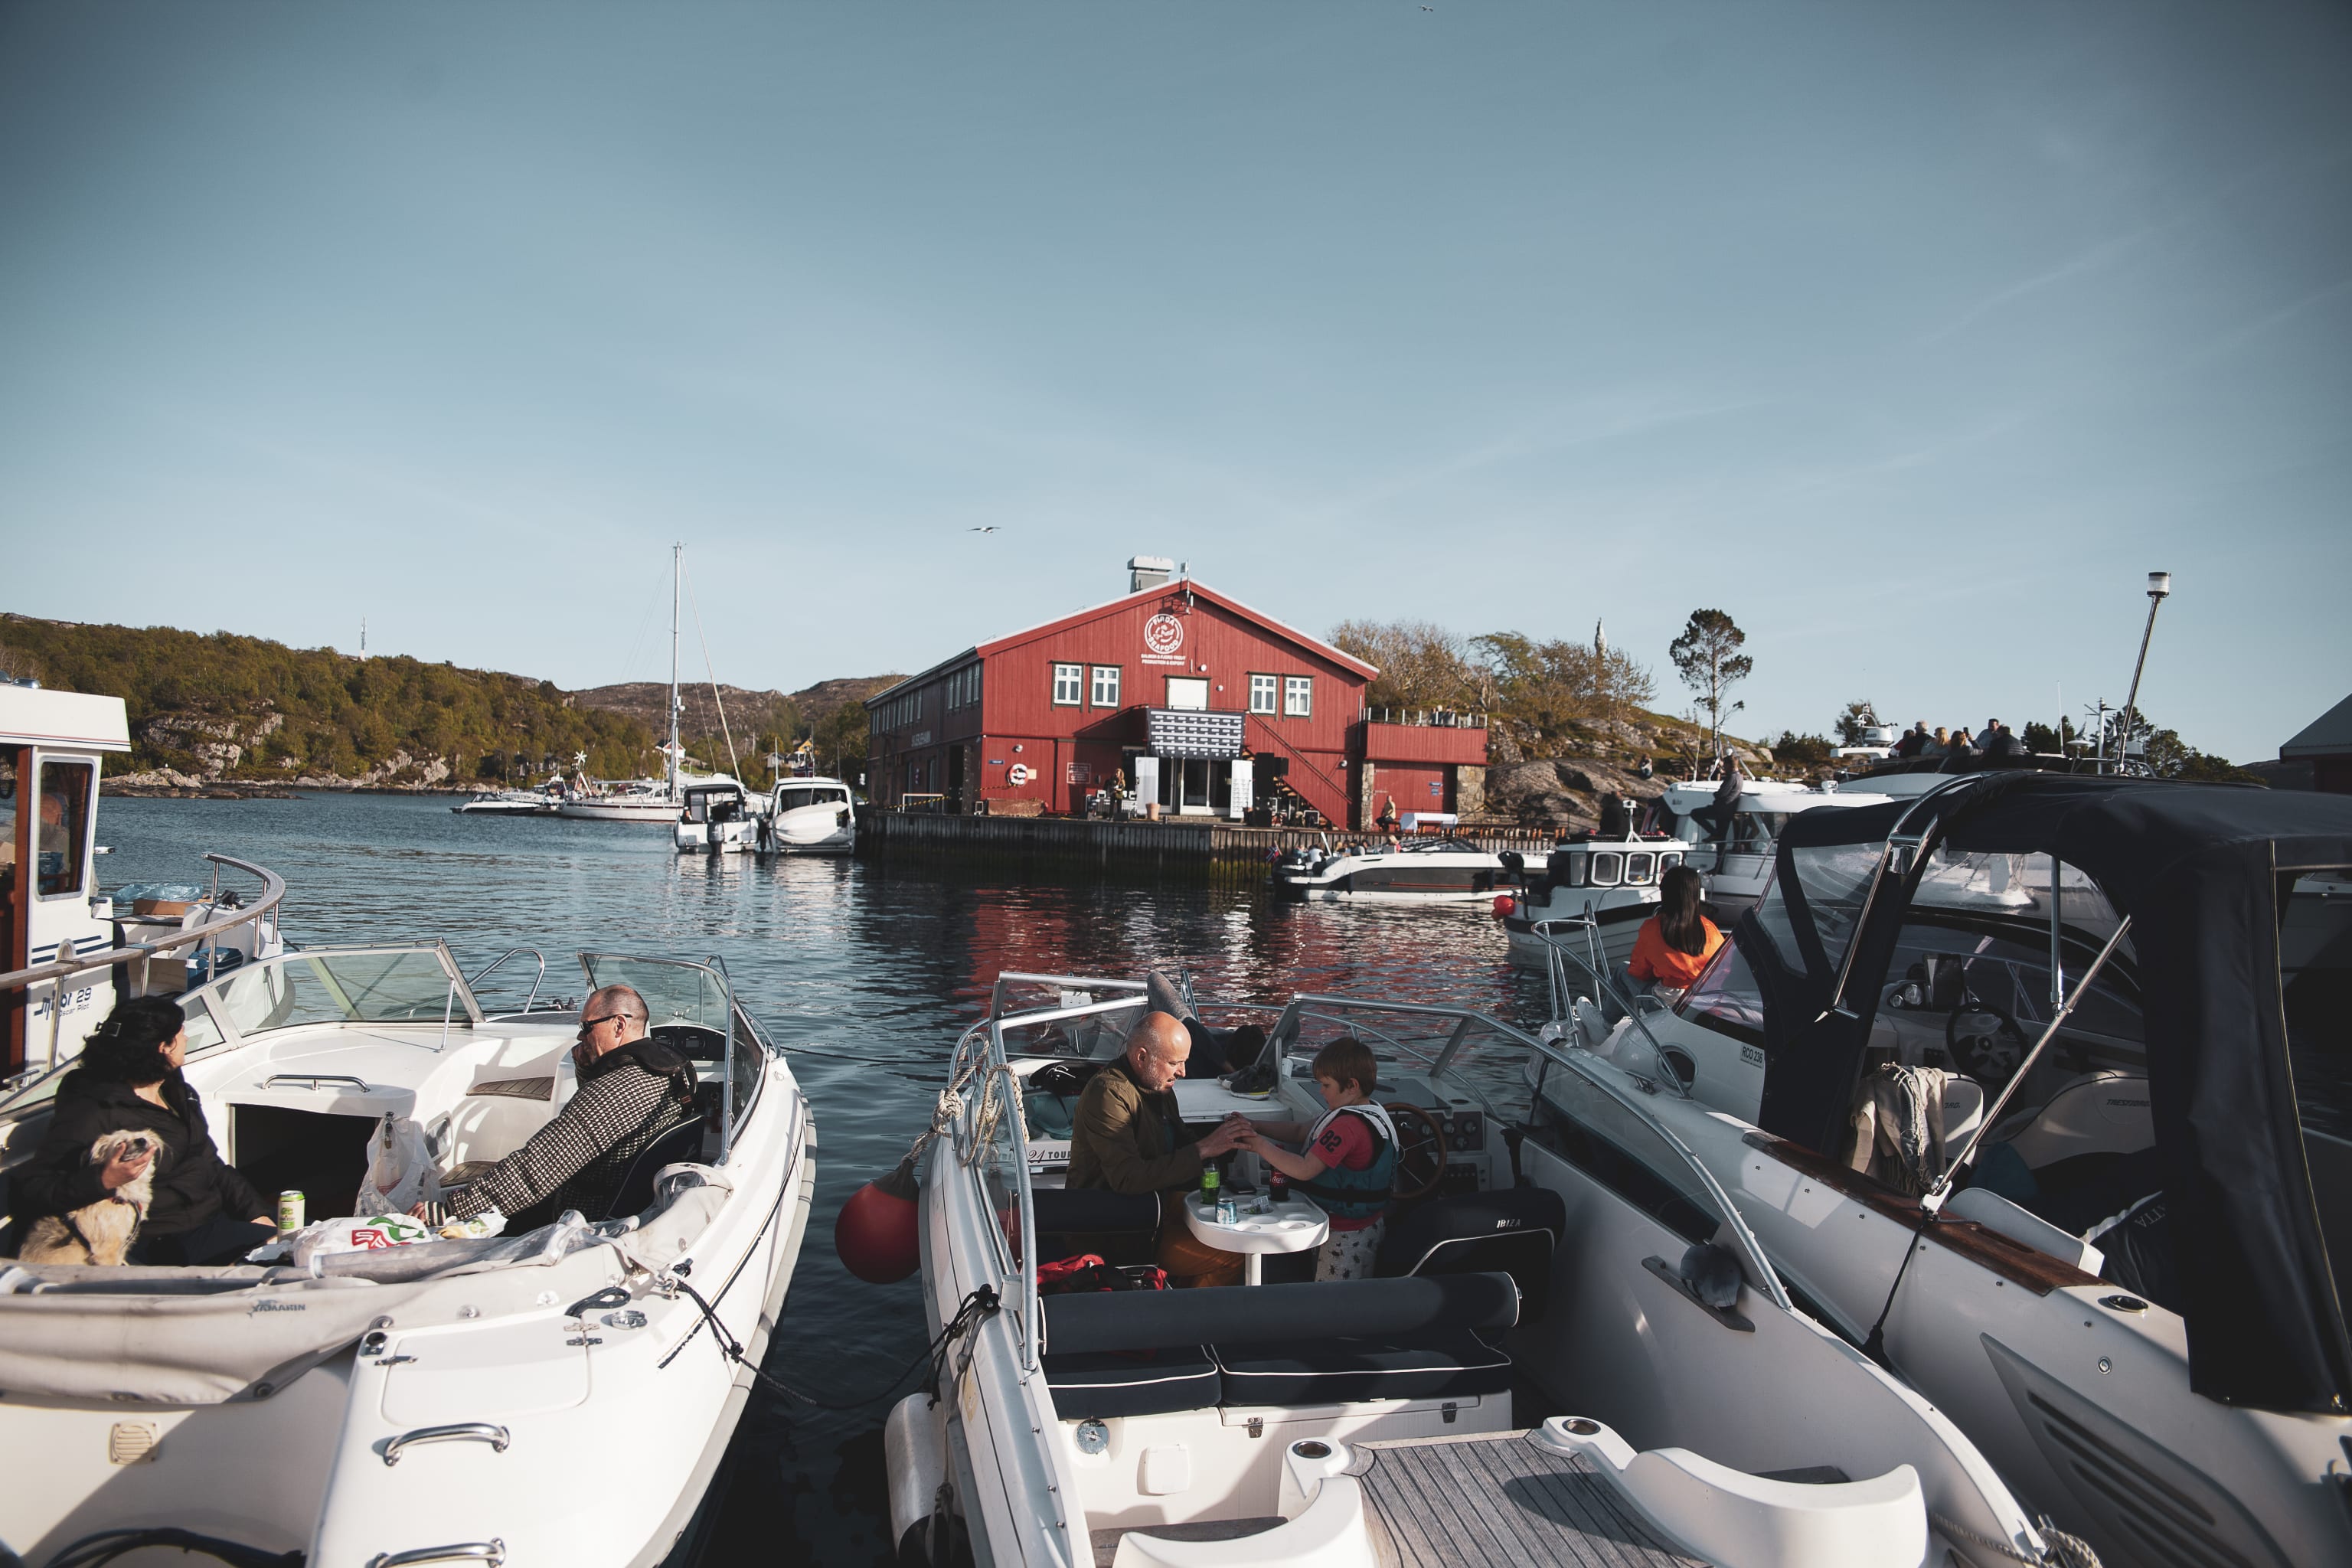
xmin=1753 ymin=772 xmax=2352 ymax=1415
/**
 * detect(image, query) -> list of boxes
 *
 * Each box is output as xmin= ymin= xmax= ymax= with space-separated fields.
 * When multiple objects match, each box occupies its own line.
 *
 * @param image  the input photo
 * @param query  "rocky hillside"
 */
xmin=1473 ymin=708 xmax=1773 ymax=832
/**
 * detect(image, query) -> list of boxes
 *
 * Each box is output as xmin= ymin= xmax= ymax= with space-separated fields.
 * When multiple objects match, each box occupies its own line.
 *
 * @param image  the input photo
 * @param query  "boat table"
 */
xmin=1180 ymin=1191 xmax=1328 ymax=1285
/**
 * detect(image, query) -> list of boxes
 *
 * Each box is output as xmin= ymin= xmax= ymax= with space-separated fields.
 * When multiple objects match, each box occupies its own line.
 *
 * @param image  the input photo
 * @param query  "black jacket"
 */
xmin=14 ymin=1069 xmax=266 ymax=1236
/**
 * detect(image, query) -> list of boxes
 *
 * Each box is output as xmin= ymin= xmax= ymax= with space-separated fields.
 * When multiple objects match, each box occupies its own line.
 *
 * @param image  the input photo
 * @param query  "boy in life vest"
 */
xmin=1233 ymin=1037 xmax=1397 ymax=1279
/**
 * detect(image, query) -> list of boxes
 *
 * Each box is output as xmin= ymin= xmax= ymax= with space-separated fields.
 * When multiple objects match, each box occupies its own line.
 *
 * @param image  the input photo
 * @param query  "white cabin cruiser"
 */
xmin=1555 ymin=773 xmax=2352 ymax=1568
xmin=0 ymin=942 xmax=816 ymax=1567
xmin=1271 ymin=837 xmax=1534 ymax=902
xmin=1645 ymin=777 xmax=1893 ymax=915
xmin=1501 ymin=831 xmax=1695 ymax=975
xmin=760 ymin=777 xmax=855 ymax=856
xmin=675 ymin=779 xmax=759 ymax=854
xmin=881 ymin=971 xmax=2060 ymax=1568
xmin=453 ymin=779 xmax=565 ymax=815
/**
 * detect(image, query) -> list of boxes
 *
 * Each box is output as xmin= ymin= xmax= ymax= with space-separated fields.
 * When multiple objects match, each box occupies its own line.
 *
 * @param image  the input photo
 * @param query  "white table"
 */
xmin=1180 ymin=1191 xmax=1329 ymax=1285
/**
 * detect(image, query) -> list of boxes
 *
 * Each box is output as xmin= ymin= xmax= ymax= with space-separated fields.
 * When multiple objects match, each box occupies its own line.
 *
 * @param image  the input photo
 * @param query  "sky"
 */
xmin=2 ymin=2 xmax=2347 ymax=761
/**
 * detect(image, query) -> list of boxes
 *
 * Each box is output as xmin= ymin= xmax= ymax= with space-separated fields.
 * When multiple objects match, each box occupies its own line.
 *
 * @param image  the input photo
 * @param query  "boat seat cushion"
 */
xmin=1214 ymin=1330 xmax=1512 ymax=1406
xmin=1044 ymin=1346 xmax=1220 ymax=1419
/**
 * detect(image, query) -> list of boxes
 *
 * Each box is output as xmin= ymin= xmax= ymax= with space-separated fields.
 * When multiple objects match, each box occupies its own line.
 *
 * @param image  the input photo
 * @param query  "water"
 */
xmin=98 ymin=792 xmax=1555 ymax=1564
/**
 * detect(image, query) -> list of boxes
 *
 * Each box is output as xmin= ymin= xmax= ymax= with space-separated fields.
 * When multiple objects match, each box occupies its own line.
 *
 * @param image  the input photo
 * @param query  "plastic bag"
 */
xmin=291 ymin=1213 xmax=435 ymax=1270
xmin=353 ymin=1113 xmax=441 ymax=1215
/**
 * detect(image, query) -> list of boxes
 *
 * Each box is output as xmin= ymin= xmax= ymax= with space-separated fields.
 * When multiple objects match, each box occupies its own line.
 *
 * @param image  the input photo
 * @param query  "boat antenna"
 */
xmin=669 ymin=542 xmax=683 ymax=801
xmin=681 ymin=552 xmax=744 ymax=782
xmin=2113 ymin=570 xmax=2171 ymax=776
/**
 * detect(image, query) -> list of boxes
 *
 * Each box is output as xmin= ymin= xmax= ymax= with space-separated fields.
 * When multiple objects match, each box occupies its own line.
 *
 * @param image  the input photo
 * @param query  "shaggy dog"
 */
xmin=21 ymin=1131 xmax=164 ymax=1266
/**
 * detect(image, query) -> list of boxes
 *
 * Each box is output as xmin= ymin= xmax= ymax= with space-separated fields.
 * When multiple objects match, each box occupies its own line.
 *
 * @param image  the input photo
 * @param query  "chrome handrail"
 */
xmin=465 ymin=947 xmax=547 ymax=1012
xmin=0 ymin=853 xmax=286 ymax=995
xmin=264 ymin=1073 xmax=377 ymax=1093
xmin=381 ymin=1423 xmax=511 ymax=1466
xmin=368 ymin=1541 xmax=504 ymax=1568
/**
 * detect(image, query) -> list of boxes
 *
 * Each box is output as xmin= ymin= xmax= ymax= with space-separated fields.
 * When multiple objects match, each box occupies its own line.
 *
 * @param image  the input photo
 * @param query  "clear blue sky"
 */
xmin=2 ymin=3 xmax=2346 ymax=760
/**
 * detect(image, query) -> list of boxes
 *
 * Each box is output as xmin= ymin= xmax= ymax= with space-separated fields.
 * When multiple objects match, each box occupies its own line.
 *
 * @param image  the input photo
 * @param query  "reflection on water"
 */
xmin=99 ymin=793 xmax=1555 ymax=1565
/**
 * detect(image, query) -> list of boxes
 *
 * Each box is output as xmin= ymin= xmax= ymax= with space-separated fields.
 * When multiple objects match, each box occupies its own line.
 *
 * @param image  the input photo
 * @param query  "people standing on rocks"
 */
xmin=1636 ymin=756 xmax=1655 ymax=781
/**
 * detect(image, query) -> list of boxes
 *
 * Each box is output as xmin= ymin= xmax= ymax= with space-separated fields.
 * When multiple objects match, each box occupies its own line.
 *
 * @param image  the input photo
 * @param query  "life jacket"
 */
xmin=1293 ymin=1103 xmax=1399 ymax=1221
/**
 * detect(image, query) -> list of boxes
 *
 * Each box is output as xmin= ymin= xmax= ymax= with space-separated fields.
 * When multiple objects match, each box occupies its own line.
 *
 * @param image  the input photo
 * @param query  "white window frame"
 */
xmin=1282 ymin=675 xmax=1313 ymax=717
xmin=1090 ymin=665 xmax=1121 ymax=708
xmin=1051 ymin=663 xmax=1083 ymax=706
xmin=1248 ymin=673 xmax=1277 ymax=714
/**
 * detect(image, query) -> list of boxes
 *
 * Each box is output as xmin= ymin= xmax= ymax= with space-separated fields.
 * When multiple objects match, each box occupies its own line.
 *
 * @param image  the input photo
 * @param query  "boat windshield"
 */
xmin=209 ymin=948 xmax=478 ymax=1038
xmin=581 ymin=955 xmax=731 ymax=1034
xmin=2282 ymin=871 xmax=2351 ymax=1312
xmin=1263 ymin=996 xmax=1539 ymax=1122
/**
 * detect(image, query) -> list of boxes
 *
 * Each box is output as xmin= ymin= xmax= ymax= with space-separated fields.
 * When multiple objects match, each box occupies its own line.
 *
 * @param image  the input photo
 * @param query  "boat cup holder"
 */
xmin=1561 ymin=1418 xmax=1602 ymax=1436
xmin=2099 ymin=1294 xmax=2150 ymax=1314
xmin=1290 ymin=1440 xmax=1332 ymax=1461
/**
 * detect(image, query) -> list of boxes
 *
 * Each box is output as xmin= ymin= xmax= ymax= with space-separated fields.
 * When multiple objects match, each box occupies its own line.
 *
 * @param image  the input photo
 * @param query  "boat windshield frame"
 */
xmin=577 ymin=951 xmax=766 ymax=1163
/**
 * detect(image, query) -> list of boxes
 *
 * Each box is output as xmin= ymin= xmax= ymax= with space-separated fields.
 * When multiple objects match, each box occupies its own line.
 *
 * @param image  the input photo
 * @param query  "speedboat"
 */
xmin=759 ymin=776 xmax=855 ymax=855
xmin=879 ymin=970 xmax=2058 ymax=1568
xmin=0 ymin=940 xmax=816 ymax=1566
xmin=1552 ymin=773 xmax=2352 ymax=1568
xmin=675 ymin=779 xmax=760 ymax=854
xmin=1271 ymin=836 xmax=1536 ymax=902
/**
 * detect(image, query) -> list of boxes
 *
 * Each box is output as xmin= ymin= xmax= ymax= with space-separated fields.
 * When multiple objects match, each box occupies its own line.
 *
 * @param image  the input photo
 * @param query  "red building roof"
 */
xmin=973 ymin=580 xmax=1377 ymax=681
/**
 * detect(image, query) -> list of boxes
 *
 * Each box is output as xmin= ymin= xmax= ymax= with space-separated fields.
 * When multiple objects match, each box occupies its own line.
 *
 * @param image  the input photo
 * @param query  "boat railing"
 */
xmin=465 ymin=948 xmax=549 ymax=1014
xmin=0 ymin=853 xmax=287 ymax=1090
xmin=1357 ymin=707 xmax=1488 ymax=730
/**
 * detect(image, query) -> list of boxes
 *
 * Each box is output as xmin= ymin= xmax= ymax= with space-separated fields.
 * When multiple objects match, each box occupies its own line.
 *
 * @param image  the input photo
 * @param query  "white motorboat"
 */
xmin=1271 ymin=836 xmax=1537 ymax=902
xmin=1556 ymin=773 xmax=2352 ymax=1568
xmin=1642 ymin=776 xmax=1893 ymax=915
xmin=0 ymin=942 xmax=815 ymax=1567
xmin=1501 ymin=830 xmax=1696 ymax=975
xmin=675 ymin=779 xmax=760 ymax=854
xmin=759 ymin=777 xmax=854 ymax=855
xmin=453 ymin=779 xmax=565 ymax=815
xmin=877 ymin=969 xmax=2059 ymax=1568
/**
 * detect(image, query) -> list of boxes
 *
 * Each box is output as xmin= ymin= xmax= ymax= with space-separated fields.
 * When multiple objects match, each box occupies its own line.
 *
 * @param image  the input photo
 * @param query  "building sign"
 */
xmin=1142 ymin=612 xmax=1187 ymax=667
xmin=1067 ymin=762 xmax=1092 ymax=786
xmin=1145 ymin=707 xmax=1244 ymax=759
xmin=912 ymin=730 xmax=932 ymax=747
xmin=1008 ymin=763 xmax=1032 ymax=785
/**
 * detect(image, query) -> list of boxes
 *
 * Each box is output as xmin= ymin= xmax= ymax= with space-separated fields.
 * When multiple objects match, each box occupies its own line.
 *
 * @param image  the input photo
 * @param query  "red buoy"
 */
xmin=835 ymin=1155 xmax=923 ymax=1284
xmin=1491 ymin=893 xmax=1515 ymax=919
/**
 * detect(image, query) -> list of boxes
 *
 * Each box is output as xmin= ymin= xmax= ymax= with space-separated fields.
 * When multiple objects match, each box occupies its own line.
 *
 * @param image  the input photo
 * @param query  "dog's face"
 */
xmin=92 ymin=1130 xmax=163 ymax=1168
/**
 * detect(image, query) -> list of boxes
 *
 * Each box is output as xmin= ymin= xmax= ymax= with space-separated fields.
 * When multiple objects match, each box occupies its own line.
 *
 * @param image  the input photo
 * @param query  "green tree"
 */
xmin=1328 ymin=619 xmax=1480 ymax=710
xmin=1668 ymin=609 xmax=1753 ymax=762
xmin=1771 ymin=731 xmax=1834 ymax=769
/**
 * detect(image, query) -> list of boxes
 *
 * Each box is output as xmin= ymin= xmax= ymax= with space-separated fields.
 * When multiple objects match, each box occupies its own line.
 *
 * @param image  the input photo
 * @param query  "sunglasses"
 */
xmin=578 ymin=1011 xmax=641 ymax=1032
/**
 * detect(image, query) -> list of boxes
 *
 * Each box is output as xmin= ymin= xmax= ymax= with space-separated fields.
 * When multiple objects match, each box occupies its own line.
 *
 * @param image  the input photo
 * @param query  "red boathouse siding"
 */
xmin=868 ymin=570 xmax=1488 ymax=828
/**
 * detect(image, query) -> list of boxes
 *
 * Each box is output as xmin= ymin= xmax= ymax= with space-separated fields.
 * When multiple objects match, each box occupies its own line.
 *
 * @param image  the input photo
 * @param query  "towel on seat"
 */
xmin=1846 ymin=1064 xmax=1950 ymax=1196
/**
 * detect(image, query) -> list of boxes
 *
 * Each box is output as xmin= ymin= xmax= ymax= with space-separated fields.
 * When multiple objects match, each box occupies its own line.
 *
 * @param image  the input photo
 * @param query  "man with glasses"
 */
xmin=414 ymin=984 xmax=701 ymax=1230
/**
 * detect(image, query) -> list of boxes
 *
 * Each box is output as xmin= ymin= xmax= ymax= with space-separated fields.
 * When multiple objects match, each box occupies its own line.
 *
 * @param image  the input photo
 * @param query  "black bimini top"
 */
xmin=1760 ymin=773 xmax=2352 ymax=1415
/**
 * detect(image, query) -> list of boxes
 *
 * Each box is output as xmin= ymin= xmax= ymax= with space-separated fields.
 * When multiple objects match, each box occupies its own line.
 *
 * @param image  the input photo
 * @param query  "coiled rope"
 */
xmin=1929 ymin=1510 xmax=2102 ymax=1568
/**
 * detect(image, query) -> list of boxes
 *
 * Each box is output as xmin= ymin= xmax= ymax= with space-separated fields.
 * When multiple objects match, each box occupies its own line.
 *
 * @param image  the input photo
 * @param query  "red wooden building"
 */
xmin=866 ymin=560 xmax=1489 ymax=826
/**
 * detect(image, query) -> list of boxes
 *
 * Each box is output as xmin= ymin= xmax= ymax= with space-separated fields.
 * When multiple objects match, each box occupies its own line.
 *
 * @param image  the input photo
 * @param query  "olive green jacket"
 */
xmin=1065 ymin=1056 xmax=1205 ymax=1196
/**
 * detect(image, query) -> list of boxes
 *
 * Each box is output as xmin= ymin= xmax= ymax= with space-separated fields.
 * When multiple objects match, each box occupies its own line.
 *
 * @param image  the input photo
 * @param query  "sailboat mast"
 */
xmin=669 ymin=542 xmax=682 ymax=799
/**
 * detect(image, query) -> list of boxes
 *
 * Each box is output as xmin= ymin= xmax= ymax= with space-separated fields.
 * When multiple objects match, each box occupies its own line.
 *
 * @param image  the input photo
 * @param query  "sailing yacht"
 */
xmin=555 ymin=546 xmax=746 ymax=825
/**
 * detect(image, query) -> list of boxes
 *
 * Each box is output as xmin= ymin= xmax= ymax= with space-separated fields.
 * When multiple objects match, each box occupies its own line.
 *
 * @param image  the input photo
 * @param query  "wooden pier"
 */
xmin=858 ymin=807 xmax=1556 ymax=884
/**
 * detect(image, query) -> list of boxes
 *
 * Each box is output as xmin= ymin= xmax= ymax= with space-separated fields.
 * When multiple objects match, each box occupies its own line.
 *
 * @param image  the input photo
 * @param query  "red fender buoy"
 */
xmin=836 ymin=1155 xmax=922 ymax=1284
xmin=1491 ymin=893 xmax=1516 ymax=919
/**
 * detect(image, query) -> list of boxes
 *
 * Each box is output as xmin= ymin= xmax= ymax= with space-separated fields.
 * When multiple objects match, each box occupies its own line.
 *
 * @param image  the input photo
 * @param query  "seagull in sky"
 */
xmin=969 ymin=526 xmax=1000 ymax=533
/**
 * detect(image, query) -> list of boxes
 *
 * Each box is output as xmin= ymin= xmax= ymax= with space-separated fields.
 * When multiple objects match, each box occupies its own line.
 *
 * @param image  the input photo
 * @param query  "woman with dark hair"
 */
xmin=1627 ymin=864 xmax=1724 ymax=1001
xmin=13 ymin=995 xmax=275 ymax=1265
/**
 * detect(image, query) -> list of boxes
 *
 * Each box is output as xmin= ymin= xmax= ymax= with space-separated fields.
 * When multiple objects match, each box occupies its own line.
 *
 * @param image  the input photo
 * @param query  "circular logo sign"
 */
xmin=1143 ymin=612 xmax=1184 ymax=658
xmin=1008 ymin=763 xmax=1031 ymax=786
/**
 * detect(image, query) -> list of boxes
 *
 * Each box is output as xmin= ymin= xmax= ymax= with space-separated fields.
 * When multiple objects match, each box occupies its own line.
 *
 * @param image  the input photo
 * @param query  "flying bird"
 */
xmin=969 ymin=526 xmax=1001 ymax=533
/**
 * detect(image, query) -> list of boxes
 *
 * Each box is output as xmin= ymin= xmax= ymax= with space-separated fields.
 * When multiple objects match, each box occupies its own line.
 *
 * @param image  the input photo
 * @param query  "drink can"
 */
xmin=1217 ymin=1197 xmax=1237 ymax=1226
xmin=277 ymin=1190 xmax=305 ymax=1230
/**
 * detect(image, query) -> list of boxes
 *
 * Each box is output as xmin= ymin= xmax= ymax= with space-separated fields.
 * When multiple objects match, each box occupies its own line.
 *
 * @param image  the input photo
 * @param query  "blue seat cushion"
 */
xmin=1214 ymin=1331 xmax=1512 ymax=1406
xmin=1043 ymin=1346 xmax=1220 ymax=1419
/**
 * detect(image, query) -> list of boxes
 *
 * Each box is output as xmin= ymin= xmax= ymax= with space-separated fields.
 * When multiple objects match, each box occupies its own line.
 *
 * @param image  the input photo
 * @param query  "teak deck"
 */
xmin=1355 ymin=1430 xmax=1710 ymax=1568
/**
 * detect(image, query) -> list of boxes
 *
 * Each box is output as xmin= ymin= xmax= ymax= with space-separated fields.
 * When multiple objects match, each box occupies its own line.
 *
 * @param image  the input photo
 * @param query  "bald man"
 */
xmin=417 ymin=983 xmax=701 ymax=1230
xmin=1067 ymin=1011 xmax=1250 ymax=1287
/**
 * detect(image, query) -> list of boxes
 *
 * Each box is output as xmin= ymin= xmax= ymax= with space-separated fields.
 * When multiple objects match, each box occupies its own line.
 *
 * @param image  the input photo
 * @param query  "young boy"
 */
xmin=1235 ymin=1037 xmax=1397 ymax=1279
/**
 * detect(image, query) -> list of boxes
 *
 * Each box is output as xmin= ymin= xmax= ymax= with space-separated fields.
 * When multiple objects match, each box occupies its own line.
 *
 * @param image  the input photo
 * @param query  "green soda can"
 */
xmin=277 ymin=1190 xmax=305 ymax=1230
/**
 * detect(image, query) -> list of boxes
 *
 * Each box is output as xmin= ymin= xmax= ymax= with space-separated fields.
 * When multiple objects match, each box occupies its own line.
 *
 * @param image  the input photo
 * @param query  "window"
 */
xmin=1282 ymin=676 xmax=1312 ymax=717
xmin=945 ymin=664 xmax=984 ymax=711
xmin=1052 ymin=663 xmax=1083 ymax=706
xmin=1679 ymin=941 xmax=1766 ymax=1047
xmin=1090 ymin=665 xmax=1121 ymax=708
xmin=1249 ymin=674 xmax=1278 ymax=714
xmin=35 ymin=761 xmax=93 ymax=897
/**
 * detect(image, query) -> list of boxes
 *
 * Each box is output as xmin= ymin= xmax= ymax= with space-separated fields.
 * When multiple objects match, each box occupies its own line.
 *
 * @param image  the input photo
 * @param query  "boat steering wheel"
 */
xmin=1383 ymin=1102 xmax=1449 ymax=1203
xmin=1946 ymin=998 xmax=2027 ymax=1083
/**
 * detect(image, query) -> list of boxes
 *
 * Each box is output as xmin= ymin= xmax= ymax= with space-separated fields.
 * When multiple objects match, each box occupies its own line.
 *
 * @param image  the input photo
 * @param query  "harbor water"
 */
xmin=99 ymin=792 xmax=1557 ymax=1565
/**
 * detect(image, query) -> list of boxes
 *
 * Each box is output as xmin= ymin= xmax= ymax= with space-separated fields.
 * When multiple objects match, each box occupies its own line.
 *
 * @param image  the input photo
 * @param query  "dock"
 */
xmin=857 ymin=808 xmax=1555 ymax=884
